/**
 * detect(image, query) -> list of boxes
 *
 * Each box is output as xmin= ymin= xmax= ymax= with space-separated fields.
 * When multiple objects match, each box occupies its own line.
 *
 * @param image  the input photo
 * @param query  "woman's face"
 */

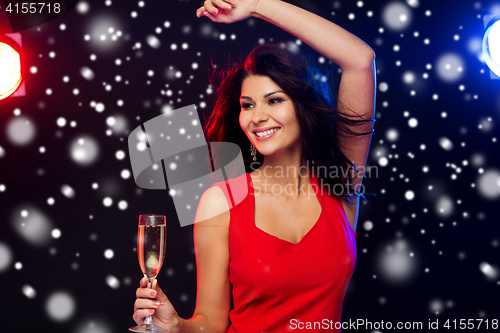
xmin=239 ymin=74 xmax=302 ymax=157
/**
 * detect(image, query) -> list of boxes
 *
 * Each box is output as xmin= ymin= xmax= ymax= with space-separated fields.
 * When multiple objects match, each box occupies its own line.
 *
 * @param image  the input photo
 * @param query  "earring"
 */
xmin=250 ymin=143 xmax=257 ymax=161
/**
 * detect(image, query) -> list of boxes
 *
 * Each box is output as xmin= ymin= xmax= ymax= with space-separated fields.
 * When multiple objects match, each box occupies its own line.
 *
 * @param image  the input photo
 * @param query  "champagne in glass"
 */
xmin=129 ymin=214 xmax=167 ymax=333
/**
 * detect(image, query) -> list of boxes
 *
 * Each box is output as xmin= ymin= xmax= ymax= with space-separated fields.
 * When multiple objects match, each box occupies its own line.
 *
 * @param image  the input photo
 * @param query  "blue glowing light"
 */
xmin=483 ymin=19 xmax=500 ymax=78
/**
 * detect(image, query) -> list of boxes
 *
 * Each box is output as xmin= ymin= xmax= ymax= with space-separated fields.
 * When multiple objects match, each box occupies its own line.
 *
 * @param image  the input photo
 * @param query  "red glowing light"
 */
xmin=0 ymin=42 xmax=22 ymax=100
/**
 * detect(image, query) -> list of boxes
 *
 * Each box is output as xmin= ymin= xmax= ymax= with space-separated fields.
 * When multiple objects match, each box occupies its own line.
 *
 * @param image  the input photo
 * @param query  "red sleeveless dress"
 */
xmin=211 ymin=171 xmax=357 ymax=332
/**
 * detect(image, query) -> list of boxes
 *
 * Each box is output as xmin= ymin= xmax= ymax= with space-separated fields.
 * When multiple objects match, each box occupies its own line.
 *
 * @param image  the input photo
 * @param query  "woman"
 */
xmin=133 ymin=0 xmax=376 ymax=331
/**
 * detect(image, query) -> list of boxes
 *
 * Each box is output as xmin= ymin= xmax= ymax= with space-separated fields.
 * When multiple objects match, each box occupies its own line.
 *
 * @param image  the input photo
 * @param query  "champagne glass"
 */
xmin=129 ymin=214 xmax=167 ymax=333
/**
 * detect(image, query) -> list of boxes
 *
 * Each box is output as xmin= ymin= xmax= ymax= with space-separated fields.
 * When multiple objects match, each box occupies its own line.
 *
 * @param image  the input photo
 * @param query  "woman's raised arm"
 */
xmin=196 ymin=0 xmax=376 ymax=232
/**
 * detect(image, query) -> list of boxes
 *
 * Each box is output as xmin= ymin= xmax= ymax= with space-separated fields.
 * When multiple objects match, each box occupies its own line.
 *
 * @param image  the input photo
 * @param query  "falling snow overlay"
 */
xmin=0 ymin=0 xmax=499 ymax=332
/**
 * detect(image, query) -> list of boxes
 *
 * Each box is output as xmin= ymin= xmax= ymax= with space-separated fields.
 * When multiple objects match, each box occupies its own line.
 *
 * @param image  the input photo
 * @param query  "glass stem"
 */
xmin=143 ymin=279 xmax=154 ymax=326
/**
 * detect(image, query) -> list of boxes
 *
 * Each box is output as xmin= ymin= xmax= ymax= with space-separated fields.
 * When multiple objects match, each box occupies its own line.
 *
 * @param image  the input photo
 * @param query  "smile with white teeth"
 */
xmin=254 ymin=128 xmax=281 ymax=137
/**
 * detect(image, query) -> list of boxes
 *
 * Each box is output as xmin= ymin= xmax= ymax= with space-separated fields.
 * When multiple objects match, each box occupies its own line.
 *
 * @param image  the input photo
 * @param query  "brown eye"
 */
xmin=268 ymin=98 xmax=283 ymax=105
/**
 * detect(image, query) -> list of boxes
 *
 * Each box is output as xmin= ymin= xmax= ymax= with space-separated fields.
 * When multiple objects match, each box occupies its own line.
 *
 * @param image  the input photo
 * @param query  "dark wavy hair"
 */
xmin=204 ymin=43 xmax=375 ymax=205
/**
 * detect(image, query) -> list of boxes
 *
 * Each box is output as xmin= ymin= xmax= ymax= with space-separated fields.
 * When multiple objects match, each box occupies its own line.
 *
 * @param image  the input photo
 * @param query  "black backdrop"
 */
xmin=1 ymin=0 xmax=500 ymax=332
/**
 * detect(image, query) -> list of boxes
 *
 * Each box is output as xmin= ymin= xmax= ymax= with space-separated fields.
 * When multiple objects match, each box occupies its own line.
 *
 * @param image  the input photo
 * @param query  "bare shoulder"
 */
xmin=194 ymin=185 xmax=230 ymax=226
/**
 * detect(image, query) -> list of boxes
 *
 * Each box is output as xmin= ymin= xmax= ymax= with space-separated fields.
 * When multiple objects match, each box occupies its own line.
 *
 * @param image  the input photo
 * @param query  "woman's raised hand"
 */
xmin=196 ymin=0 xmax=260 ymax=24
xmin=133 ymin=277 xmax=180 ymax=332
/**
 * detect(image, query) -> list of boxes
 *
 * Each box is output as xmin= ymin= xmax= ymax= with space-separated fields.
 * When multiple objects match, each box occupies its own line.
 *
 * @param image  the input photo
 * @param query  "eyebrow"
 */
xmin=240 ymin=90 xmax=284 ymax=101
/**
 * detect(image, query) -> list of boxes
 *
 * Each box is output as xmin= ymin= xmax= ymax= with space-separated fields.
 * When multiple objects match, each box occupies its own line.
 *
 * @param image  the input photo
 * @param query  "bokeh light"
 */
xmin=0 ymin=242 xmax=13 ymax=273
xmin=477 ymin=169 xmax=500 ymax=199
xmin=74 ymin=317 xmax=113 ymax=333
xmin=11 ymin=205 xmax=53 ymax=247
xmin=435 ymin=53 xmax=465 ymax=83
xmin=6 ymin=116 xmax=36 ymax=146
xmin=378 ymin=239 xmax=417 ymax=284
xmin=45 ymin=291 xmax=76 ymax=322
xmin=382 ymin=2 xmax=412 ymax=32
xmin=85 ymin=14 xmax=125 ymax=53
xmin=70 ymin=136 xmax=100 ymax=166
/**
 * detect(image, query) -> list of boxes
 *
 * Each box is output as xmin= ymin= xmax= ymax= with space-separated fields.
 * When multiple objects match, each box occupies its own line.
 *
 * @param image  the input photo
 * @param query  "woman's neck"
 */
xmin=251 ymin=148 xmax=311 ymax=197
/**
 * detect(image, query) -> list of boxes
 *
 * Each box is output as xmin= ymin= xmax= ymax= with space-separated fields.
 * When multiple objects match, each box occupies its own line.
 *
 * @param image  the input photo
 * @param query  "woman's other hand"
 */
xmin=133 ymin=277 xmax=180 ymax=332
xmin=195 ymin=0 xmax=260 ymax=24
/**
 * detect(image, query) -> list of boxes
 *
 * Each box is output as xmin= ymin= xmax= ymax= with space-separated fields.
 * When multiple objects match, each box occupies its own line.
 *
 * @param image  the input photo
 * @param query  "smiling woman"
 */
xmin=240 ymin=75 xmax=301 ymax=155
xmin=132 ymin=0 xmax=376 ymax=332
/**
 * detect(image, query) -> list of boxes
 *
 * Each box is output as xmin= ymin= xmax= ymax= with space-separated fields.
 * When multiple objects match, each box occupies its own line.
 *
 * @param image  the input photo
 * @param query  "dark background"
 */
xmin=0 ymin=0 xmax=499 ymax=332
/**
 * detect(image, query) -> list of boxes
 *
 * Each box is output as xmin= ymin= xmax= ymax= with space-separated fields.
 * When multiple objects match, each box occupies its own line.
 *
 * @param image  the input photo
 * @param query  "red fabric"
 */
xmin=212 ymin=171 xmax=357 ymax=333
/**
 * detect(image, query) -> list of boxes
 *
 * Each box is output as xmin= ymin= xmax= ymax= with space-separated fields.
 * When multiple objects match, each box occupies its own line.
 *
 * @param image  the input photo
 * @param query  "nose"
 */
xmin=251 ymin=104 xmax=269 ymax=124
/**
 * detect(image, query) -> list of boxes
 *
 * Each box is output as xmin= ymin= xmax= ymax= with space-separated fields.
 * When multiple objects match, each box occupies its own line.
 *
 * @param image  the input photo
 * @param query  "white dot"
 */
xmin=95 ymin=103 xmax=105 ymax=112
xmin=179 ymin=128 xmax=186 ymax=135
xmin=103 ymin=197 xmax=113 ymax=207
xmin=51 ymin=229 xmax=61 ymax=239
xmin=137 ymin=142 xmax=146 ymax=151
xmin=118 ymin=200 xmax=128 ymax=210
xmin=22 ymin=285 xmax=36 ymax=299
xmin=405 ymin=190 xmax=415 ymax=200
xmin=61 ymin=184 xmax=75 ymax=198
xmin=30 ymin=66 xmax=37 ymax=74
xmin=106 ymin=275 xmax=120 ymax=289
xmin=47 ymin=197 xmax=55 ymax=205
xmin=408 ymin=118 xmax=418 ymax=128
xmin=363 ymin=221 xmax=374 ymax=231
xmin=115 ymin=150 xmax=125 ymax=160
xmin=169 ymin=162 xmax=177 ymax=170
xmin=106 ymin=117 xmax=116 ymax=126
xmin=386 ymin=128 xmax=399 ymax=141
xmin=121 ymin=169 xmax=131 ymax=179
xmin=57 ymin=117 xmax=66 ymax=127
xmin=104 ymin=249 xmax=114 ymax=259
xmin=15 ymin=262 xmax=22 ymax=270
